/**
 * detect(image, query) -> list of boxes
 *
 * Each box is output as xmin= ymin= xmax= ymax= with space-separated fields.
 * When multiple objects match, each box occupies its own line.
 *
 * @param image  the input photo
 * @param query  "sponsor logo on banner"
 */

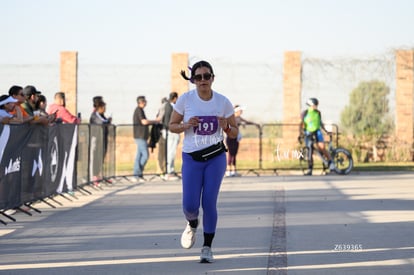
xmin=32 ymin=149 xmax=43 ymax=176
xmin=0 ymin=125 xmax=11 ymax=164
xmin=56 ymin=126 xmax=78 ymax=193
xmin=5 ymin=157 xmax=21 ymax=175
xmin=50 ymin=136 xmax=59 ymax=182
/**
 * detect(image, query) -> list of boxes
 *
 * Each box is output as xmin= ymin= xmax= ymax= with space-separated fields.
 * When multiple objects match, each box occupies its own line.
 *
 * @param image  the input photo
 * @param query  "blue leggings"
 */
xmin=181 ymin=151 xmax=226 ymax=233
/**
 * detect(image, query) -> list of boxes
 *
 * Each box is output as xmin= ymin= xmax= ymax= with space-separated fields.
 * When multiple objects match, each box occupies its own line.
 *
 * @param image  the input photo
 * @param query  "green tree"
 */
xmin=340 ymin=80 xmax=394 ymax=161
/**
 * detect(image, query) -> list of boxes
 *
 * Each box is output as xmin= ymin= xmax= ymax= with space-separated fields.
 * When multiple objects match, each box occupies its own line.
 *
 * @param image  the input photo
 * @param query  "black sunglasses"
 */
xmin=193 ymin=73 xmax=213 ymax=82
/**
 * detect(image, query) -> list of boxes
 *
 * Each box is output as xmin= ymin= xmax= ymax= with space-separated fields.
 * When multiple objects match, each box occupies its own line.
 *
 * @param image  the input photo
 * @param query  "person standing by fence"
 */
xmin=225 ymin=105 xmax=258 ymax=177
xmin=89 ymin=100 xmax=112 ymax=186
xmin=155 ymin=97 xmax=168 ymax=175
xmin=0 ymin=95 xmax=18 ymax=124
xmin=47 ymin=92 xmax=80 ymax=124
xmin=169 ymin=60 xmax=238 ymax=263
xmin=162 ymin=92 xmax=180 ymax=180
xmin=8 ymin=85 xmax=33 ymax=124
xmin=22 ymin=85 xmax=49 ymax=125
xmin=133 ymin=96 xmax=160 ymax=182
xmin=36 ymin=95 xmax=57 ymax=124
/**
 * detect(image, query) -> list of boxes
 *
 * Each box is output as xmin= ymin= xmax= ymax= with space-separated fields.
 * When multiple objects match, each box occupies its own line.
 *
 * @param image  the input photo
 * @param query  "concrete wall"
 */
xmin=395 ymin=50 xmax=414 ymax=149
xmin=171 ymin=53 xmax=189 ymax=95
xmin=282 ymin=51 xmax=302 ymax=149
xmin=60 ymin=51 xmax=78 ymax=115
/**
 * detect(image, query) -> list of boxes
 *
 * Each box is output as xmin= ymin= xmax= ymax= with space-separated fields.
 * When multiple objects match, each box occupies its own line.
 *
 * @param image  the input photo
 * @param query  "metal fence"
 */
xmin=107 ymin=123 xmax=341 ymax=177
xmin=77 ymin=124 xmax=116 ymax=185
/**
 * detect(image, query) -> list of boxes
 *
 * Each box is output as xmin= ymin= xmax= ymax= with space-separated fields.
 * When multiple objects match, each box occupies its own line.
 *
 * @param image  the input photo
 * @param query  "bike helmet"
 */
xmin=306 ymin=97 xmax=319 ymax=106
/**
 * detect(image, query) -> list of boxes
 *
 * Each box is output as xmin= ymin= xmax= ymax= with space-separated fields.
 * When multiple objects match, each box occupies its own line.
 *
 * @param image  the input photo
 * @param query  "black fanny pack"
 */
xmin=189 ymin=142 xmax=227 ymax=162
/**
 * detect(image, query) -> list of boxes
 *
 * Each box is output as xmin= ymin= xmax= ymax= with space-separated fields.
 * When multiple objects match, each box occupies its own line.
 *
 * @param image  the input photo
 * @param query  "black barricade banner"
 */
xmin=52 ymin=124 xmax=78 ymax=194
xmin=20 ymin=124 xmax=48 ymax=204
xmin=0 ymin=124 xmax=78 ymax=210
xmin=0 ymin=124 xmax=31 ymax=209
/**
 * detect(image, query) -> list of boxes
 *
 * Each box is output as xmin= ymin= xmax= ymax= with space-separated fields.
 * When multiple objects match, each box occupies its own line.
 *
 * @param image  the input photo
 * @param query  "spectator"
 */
xmin=35 ymin=95 xmax=48 ymax=117
xmin=89 ymin=100 xmax=112 ymax=186
xmin=92 ymin=96 xmax=104 ymax=112
xmin=22 ymin=85 xmax=48 ymax=125
xmin=47 ymin=92 xmax=80 ymax=124
xmin=21 ymin=85 xmax=41 ymax=115
xmin=0 ymin=95 xmax=18 ymax=124
xmin=8 ymin=85 xmax=33 ymax=123
xmin=156 ymin=97 xmax=168 ymax=175
xmin=162 ymin=92 xmax=180 ymax=180
xmin=132 ymin=95 xmax=160 ymax=182
xmin=36 ymin=94 xmax=56 ymax=123
xmin=225 ymin=105 xmax=259 ymax=177
xmin=90 ymin=100 xmax=112 ymax=125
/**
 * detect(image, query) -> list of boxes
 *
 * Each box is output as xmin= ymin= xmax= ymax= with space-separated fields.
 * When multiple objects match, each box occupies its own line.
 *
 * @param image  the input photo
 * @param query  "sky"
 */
xmin=1 ymin=0 xmax=414 ymax=65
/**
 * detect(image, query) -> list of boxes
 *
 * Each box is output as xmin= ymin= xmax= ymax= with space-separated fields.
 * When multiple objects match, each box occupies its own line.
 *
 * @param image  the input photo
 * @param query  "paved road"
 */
xmin=0 ymin=172 xmax=413 ymax=274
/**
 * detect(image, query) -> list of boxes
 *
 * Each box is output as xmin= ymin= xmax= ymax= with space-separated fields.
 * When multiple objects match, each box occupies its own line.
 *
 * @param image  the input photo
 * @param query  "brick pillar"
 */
xmin=60 ymin=51 xmax=78 ymax=115
xmin=282 ymin=51 xmax=302 ymax=148
xmin=395 ymin=50 xmax=414 ymax=150
xmin=171 ymin=53 xmax=189 ymax=94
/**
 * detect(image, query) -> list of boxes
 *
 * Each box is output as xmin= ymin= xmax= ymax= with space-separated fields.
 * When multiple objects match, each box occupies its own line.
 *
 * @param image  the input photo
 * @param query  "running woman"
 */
xmin=169 ymin=60 xmax=238 ymax=263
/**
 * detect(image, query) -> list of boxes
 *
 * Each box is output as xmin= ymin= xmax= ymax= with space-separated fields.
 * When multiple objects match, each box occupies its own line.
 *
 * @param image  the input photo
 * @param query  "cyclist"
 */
xmin=299 ymin=98 xmax=334 ymax=175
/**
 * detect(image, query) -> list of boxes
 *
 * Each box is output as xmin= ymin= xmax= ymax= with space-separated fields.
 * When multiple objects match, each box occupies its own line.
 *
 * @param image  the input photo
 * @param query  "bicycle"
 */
xmin=299 ymin=133 xmax=353 ymax=175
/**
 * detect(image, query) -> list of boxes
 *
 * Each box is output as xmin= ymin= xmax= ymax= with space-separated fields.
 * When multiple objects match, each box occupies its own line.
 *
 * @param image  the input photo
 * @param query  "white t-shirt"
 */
xmin=174 ymin=89 xmax=234 ymax=153
xmin=0 ymin=109 xmax=13 ymax=120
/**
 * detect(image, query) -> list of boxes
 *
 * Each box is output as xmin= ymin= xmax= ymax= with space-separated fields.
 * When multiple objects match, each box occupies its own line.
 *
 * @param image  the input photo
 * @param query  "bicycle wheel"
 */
xmin=299 ymin=146 xmax=309 ymax=174
xmin=332 ymin=148 xmax=353 ymax=175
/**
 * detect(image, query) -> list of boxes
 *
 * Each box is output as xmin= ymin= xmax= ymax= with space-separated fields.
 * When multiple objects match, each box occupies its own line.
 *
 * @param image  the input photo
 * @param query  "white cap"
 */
xmin=234 ymin=105 xmax=245 ymax=112
xmin=0 ymin=96 xmax=18 ymax=107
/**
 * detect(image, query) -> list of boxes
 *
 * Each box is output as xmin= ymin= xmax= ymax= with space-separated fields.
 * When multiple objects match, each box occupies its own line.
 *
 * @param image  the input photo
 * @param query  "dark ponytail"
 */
xmin=180 ymin=70 xmax=191 ymax=81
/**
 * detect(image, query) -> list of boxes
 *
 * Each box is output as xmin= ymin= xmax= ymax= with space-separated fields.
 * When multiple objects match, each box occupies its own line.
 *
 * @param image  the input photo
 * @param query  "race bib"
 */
xmin=193 ymin=116 xmax=218 ymax=135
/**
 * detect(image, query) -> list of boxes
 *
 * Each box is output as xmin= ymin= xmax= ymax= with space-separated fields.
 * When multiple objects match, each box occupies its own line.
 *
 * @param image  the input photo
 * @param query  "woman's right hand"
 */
xmin=187 ymin=116 xmax=199 ymax=127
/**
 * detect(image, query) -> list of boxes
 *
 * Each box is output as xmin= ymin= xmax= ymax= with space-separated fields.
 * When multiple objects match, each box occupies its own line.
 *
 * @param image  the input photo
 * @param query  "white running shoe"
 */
xmin=200 ymin=246 xmax=214 ymax=263
xmin=181 ymin=223 xmax=196 ymax=249
xmin=129 ymin=176 xmax=146 ymax=183
xmin=164 ymin=174 xmax=180 ymax=181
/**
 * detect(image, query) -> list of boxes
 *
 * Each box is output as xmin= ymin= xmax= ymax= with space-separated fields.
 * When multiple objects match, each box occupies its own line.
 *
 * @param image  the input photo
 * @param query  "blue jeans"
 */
xmin=166 ymin=131 xmax=180 ymax=174
xmin=134 ymin=138 xmax=149 ymax=177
